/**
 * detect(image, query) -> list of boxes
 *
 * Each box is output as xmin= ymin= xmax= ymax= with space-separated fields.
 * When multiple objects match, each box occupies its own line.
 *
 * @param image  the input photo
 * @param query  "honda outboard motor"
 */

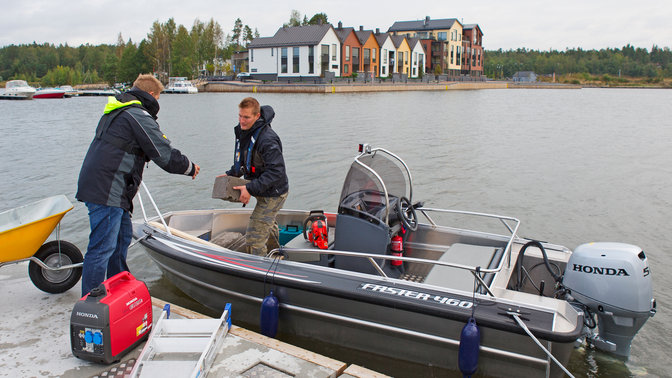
xmin=563 ymin=242 xmax=656 ymax=357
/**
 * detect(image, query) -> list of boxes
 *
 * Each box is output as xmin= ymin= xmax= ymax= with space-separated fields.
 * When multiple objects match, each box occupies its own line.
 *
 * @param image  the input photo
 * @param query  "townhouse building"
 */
xmin=374 ymin=30 xmax=396 ymax=78
xmin=388 ymin=17 xmax=465 ymax=77
xmin=462 ymin=24 xmax=484 ymax=77
xmin=354 ymin=27 xmax=380 ymax=79
xmin=247 ymin=23 xmax=341 ymax=80
xmin=335 ymin=22 xmax=360 ymax=77
xmin=246 ymin=16 xmax=482 ymax=81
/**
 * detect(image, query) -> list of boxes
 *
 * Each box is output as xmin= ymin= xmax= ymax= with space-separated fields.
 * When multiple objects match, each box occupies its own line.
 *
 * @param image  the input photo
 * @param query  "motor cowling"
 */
xmin=563 ymin=242 xmax=656 ymax=357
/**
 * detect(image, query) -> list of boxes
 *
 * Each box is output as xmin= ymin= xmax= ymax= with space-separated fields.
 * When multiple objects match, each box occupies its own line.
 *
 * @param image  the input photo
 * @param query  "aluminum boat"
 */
xmin=133 ymin=144 xmax=655 ymax=377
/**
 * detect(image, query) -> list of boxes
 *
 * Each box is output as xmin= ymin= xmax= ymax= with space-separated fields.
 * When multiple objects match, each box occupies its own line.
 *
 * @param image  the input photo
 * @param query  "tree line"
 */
xmin=484 ymin=45 xmax=672 ymax=83
xmin=0 ymin=10 xmax=328 ymax=87
xmin=0 ymin=17 xmax=259 ymax=86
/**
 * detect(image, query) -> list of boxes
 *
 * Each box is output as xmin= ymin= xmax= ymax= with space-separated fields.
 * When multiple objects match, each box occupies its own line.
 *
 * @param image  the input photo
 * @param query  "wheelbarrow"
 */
xmin=0 ymin=195 xmax=83 ymax=293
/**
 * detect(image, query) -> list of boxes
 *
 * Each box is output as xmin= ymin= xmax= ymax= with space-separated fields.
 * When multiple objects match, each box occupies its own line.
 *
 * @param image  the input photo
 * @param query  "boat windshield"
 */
xmin=338 ymin=148 xmax=410 ymax=222
xmin=7 ymin=80 xmax=29 ymax=88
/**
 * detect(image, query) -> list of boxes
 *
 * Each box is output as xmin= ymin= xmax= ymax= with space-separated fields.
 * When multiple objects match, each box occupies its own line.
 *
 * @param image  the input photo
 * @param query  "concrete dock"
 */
xmin=0 ymin=262 xmax=388 ymax=377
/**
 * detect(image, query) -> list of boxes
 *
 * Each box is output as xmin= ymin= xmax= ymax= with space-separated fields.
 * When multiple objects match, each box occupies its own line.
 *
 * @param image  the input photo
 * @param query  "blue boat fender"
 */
xmin=458 ymin=317 xmax=480 ymax=377
xmin=260 ymin=290 xmax=279 ymax=338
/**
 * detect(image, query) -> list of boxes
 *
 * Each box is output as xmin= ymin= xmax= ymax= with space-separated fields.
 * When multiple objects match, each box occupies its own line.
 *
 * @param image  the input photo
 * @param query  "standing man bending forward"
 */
xmin=77 ymin=74 xmax=200 ymax=296
xmin=222 ymin=97 xmax=288 ymax=255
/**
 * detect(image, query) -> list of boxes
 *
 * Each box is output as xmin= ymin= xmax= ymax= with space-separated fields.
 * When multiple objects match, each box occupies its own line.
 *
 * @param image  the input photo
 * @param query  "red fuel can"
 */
xmin=70 ymin=271 xmax=152 ymax=364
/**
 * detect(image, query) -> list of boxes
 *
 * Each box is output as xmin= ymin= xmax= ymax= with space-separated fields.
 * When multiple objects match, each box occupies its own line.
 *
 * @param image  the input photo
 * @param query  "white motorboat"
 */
xmin=133 ymin=144 xmax=656 ymax=377
xmin=34 ymin=87 xmax=66 ymax=99
xmin=0 ymin=80 xmax=36 ymax=100
xmin=163 ymin=77 xmax=198 ymax=94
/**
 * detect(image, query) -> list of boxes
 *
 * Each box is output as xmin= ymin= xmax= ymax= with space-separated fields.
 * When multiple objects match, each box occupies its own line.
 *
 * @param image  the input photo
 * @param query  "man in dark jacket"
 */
xmin=223 ymin=97 xmax=288 ymax=255
xmin=77 ymin=74 xmax=200 ymax=296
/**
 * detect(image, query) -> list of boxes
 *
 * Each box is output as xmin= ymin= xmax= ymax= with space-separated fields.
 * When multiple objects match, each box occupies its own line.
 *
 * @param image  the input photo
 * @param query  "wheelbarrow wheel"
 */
xmin=28 ymin=240 xmax=83 ymax=294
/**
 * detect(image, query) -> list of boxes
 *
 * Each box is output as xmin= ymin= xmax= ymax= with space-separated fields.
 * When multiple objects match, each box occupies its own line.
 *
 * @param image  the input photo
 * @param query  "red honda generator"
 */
xmin=70 ymin=271 xmax=152 ymax=364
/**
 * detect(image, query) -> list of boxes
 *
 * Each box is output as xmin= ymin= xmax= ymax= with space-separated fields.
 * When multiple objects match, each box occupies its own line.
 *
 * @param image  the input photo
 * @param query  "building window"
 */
xmin=372 ymin=48 xmax=377 ymax=63
xmin=271 ymin=48 xmax=274 ymax=56
xmin=450 ymin=45 xmax=454 ymax=65
xmin=308 ymin=46 xmax=314 ymax=74
xmin=346 ymin=45 xmax=350 ymax=61
xmin=281 ymin=47 xmax=287 ymax=73
xmin=293 ymin=47 xmax=300 ymax=73
xmin=250 ymin=49 xmax=254 ymax=62
xmin=344 ymin=64 xmax=349 ymax=74
xmin=383 ymin=49 xmax=387 ymax=64
xmin=352 ymin=47 xmax=360 ymax=72
xmin=404 ymin=51 xmax=408 ymax=64
xmin=332 ymin=44 xmax=337 ymax=61
xmin=438 ymin=32 xmax=447 ymax=41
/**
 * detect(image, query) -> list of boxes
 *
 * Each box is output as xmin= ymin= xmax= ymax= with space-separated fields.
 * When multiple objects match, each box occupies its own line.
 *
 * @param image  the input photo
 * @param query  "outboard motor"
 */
xmin=563 ymin=242 xmax=656 ymax=357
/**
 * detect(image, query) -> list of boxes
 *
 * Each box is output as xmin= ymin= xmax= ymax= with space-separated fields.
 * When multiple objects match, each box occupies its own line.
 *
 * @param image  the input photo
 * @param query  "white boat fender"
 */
xmin=458 ymin=317 xmax=480 ymax=377
xmin=260 ymin=290 xmax=279 ymax=338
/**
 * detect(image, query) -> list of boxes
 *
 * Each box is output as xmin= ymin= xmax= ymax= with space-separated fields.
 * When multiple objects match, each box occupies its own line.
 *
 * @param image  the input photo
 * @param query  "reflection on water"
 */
xmin=0 ymin=88 xmax=670 ymax=377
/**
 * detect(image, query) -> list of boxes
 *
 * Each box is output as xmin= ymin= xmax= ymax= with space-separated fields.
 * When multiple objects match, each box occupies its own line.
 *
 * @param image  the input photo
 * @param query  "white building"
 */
xmin=374 ymin=32 xmax=396 ymax=78
xmin=408 ymin=38 xmax=427 ymax=78
xmin=248 ymin=24 xmax=341 ymax=80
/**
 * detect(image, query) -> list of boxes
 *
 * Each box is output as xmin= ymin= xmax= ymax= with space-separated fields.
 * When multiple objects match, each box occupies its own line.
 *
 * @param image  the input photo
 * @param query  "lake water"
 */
xmin=1 ymin=88 xmax=669 ymax=377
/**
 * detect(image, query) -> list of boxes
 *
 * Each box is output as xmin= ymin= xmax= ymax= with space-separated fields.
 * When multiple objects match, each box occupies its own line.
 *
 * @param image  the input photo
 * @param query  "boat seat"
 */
xmin=423 ymin=243 xmax=503 ymax=293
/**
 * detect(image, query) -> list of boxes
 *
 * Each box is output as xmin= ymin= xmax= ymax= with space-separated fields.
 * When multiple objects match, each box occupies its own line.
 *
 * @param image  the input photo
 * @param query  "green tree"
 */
xmin=308 ymin=13 xmax=328 ymax=25
xmin=284 ymin=10 xmax=302 ymax=27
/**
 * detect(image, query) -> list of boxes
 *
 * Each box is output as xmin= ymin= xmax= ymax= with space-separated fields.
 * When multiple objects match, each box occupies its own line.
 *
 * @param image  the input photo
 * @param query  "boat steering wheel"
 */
xmin=396 ymin=196 xmax=418 ymax=232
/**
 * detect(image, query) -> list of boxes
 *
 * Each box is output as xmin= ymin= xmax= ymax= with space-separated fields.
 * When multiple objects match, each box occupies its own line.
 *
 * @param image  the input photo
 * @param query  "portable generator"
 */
xmin=71 ymin=271 xmax=152 ymax=364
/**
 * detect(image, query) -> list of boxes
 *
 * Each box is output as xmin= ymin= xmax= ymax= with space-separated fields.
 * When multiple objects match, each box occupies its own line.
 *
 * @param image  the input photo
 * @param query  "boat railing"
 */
xmin=416 ymin=207 xmax=520 ymax=270
xmin=271 ymin=246 xmax=505 ymax=297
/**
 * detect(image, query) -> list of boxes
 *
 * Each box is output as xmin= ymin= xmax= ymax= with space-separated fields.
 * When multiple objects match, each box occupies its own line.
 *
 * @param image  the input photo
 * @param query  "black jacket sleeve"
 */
xmin=126 ymin=108 xmax=195 ymax=175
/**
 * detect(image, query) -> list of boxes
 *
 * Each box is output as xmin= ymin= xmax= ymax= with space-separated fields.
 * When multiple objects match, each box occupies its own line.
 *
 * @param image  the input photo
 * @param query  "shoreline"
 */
xmin=199 ymin=80 xmax=584 ymax=93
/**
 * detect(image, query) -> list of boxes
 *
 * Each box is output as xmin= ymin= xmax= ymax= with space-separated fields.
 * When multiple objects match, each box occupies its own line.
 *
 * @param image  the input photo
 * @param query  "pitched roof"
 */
xmin=390 ymin=34 xmax=408 ymax=48
xmin=374 ymin=32 xmax=391 ymax=46
xmin=388 ymin=17 xmax=459 ymax=32
xmin=248 ymin=24 xmax=334 ymax=48
xmin=407 ymin=37 xmax=422 ymax=50
xmin=463 ymin=24 xmax=484 ymax=35
xmin=335 ymin=26 xmax=356 ymax=44
xmin=354 ymin=30 xmax=374 ymax=45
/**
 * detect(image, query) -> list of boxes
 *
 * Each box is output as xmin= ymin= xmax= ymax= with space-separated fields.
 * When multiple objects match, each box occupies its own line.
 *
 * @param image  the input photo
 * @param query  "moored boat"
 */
xmin=133 ymin=144 xmax=656 ymax=377
xmin=58 ymin=85 xmax=81 ymax=97
xmin=163 ymin=77 xmax=198 ymax=94
xmin=0 ymin=80 xmax=36 ymax=100
xmin=34 ymin=87 xmax=66 ymax=99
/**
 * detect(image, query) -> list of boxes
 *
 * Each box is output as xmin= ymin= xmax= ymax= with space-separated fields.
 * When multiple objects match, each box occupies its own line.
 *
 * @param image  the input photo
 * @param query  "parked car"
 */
xmin=237 ymin=72 xmax=251 ymax=80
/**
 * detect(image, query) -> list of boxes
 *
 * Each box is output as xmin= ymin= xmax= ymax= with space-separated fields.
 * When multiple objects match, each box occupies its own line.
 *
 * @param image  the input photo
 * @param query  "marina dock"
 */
xmin=0 ymin=263 xmax=388 ymax=377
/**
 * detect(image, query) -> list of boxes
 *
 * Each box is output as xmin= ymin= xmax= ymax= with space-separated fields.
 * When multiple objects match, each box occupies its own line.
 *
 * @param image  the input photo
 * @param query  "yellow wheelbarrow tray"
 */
xmin=0 ymin=195 xmax=83 ymax=293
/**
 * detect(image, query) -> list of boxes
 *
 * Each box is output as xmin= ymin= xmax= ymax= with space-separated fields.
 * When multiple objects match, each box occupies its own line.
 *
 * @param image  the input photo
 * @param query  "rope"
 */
xmin=509 ymin=312 xmax=575 ymax=378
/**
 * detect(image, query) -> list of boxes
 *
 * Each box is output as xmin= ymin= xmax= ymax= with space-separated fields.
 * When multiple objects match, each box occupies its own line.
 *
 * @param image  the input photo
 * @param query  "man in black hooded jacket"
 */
xmin=77 ymin=74 xmax=200 ymax=296
xmin=223 ymin=97 xmax=288 ymax=255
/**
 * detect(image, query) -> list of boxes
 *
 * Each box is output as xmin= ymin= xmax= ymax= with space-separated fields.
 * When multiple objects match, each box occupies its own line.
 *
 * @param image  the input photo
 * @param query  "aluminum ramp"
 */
xmin=130 ymin=303 xmax=231 ymax=378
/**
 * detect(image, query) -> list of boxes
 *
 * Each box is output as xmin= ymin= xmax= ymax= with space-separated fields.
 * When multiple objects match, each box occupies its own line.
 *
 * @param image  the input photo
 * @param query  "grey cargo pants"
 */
xmin=245 ymin=192 xmax=288 ymax=256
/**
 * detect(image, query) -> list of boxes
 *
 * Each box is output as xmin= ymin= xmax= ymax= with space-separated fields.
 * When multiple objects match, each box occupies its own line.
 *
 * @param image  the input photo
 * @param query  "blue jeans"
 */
xmin=81 ymin=202 xmax=132 ymax=296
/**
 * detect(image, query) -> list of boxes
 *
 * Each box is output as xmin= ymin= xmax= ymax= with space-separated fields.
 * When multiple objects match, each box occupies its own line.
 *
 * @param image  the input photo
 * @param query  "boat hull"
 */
xmin=136 ymin=219 xmax=578 ymax=377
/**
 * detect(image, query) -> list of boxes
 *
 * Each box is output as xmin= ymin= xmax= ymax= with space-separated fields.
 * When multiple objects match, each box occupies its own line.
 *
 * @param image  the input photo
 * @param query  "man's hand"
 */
xmin=233 ymin=185 xmax=251 ymax=205
xmin=191 ymin=164 xmax=201 ymax=179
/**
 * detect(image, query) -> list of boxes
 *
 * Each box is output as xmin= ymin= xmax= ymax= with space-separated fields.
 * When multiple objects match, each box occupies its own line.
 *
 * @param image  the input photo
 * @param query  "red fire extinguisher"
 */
xmin=391 ymin=235 xmax=403 ymax=266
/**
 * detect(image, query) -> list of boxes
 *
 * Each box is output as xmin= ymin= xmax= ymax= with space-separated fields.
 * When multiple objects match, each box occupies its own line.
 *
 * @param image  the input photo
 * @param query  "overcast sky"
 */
xmin=2 ymin=0 xmax=670 ymax=51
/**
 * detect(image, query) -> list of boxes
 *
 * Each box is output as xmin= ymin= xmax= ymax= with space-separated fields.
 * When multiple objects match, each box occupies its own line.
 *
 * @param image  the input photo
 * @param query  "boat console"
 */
xmin=332 ymin=145 xmax=415 ymax=277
